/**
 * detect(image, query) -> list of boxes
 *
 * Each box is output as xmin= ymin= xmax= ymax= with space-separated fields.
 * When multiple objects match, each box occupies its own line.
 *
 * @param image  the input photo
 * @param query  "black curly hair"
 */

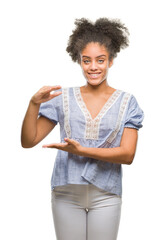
xmin=66 ymin=18 xmax=129 ymax=63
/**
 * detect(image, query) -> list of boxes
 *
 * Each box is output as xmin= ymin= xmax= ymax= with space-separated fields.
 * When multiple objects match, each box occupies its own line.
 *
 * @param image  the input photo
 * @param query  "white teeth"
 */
xmin=89 ymin=73 xmax=100 ymax=78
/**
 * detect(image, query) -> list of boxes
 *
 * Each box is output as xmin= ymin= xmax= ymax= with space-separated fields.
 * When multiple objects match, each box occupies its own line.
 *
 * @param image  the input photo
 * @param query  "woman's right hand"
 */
xmin=31 ymin=85 xmax=62 ymax=105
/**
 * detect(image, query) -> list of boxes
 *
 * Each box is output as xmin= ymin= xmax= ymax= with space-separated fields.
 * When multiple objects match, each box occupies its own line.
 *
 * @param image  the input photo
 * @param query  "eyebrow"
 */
xmin=82 ymin=54 xmax=106 ymax=58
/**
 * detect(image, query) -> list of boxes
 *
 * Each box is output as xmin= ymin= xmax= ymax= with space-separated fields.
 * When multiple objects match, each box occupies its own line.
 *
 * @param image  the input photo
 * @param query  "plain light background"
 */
xmin=0 ymin=0 xmax=164 ymax=239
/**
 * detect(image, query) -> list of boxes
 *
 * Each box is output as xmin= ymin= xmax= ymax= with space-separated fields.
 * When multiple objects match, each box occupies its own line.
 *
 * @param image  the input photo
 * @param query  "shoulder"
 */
xmin=123 ymin=91 xmax=144 ymax=129
xmin=117 ymin=89 xmax=136 ymax=103
xmin=113 ymin=89 xmax=132 ymax=106
xmin=61 ymin=86 xmax=81 ymax=98
xmin=61 ymin=86 xmax=75 ymax=92
xmin=116 ymin=90 xmax=143 ymax=114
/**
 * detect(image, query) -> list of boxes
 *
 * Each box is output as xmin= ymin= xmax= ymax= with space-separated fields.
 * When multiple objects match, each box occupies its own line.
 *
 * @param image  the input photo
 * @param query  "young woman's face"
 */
xmin=80 ymin=42 xmax=113 ymax=86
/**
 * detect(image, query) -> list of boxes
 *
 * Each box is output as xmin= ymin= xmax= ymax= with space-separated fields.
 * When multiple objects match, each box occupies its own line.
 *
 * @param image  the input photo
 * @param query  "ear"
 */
xmin=108 ymin=58 xmax=113 ymax=68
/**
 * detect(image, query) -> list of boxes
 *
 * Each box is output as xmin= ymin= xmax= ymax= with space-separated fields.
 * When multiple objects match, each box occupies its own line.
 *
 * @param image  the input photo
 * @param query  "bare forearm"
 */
xmin=79 ymin=146 xmax=134 ymax=165
xmin=21 ymin=100 xmax=40 ymax=147
xmin=42 ymin=129 xmax=137 ymax=164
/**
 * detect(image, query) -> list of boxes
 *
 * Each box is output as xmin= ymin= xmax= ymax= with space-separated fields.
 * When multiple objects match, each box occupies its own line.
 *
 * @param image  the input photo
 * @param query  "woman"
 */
xmin=21 ymin=18 xmax=144 ymax=240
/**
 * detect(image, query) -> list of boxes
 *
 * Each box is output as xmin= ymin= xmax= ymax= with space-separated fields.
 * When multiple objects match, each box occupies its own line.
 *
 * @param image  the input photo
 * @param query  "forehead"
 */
xmin=81 ymin=42 xmax=109 ymax=57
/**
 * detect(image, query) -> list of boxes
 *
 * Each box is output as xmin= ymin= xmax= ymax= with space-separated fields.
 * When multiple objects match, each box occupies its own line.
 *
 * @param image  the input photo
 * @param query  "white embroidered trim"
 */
xmin=74 ymin=87 xmax=122 ymax=140
xmin=62 ymin=88 xmax=71 ymax=138
xmin=107 ymin=92 xmax=131 ymax=143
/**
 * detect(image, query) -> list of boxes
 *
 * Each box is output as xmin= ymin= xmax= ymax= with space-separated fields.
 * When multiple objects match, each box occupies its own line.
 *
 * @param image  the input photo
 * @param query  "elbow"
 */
xmin=21 ymin=138 xmax=36 ymax=149
xmin=21 ymin=133 xmax=38 ymax=148
xmin=21 ymin=144 xmax=32 ymax=149
xmin=125 ymin=152 xmax=135 ymax=165
xmin=121 ymin=146 xmax=136 ymax=165
xmin=21 ymin=142 xmax=34 ymax=148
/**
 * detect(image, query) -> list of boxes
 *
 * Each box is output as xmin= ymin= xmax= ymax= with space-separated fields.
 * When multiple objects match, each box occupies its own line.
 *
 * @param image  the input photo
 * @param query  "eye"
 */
xmin=98 ymin=59 xmax=104 ymax=63
xmin=83 ymin=59 xmax=90 ymax=64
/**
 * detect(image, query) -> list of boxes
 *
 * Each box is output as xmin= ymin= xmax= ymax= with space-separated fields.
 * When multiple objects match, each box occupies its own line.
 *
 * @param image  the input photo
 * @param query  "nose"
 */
xmin=90 ymin=60 xmax=98 ymax=71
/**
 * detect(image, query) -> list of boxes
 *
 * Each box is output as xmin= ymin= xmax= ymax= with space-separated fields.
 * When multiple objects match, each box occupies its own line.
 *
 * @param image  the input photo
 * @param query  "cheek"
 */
xmin=81 ymin=65 xmax=88 ymax=73
xmin=101 ymin=65 xmax=109 ymax=74
xmin=81 ymin=66 xmax=88 ymax=78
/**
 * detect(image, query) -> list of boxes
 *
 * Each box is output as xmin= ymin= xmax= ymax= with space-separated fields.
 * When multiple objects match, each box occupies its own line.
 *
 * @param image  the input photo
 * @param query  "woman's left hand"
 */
xmin=42 ymin=138 xmax=83 ymax=155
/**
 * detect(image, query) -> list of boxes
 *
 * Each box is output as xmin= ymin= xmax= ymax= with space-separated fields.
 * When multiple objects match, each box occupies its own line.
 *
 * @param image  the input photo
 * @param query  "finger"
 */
xmin=47 ymin=92 xmax=62 ymax=101
xmin=49 ymin=90 xmax=62 ymax=98
xmin=50 ymin=86 xmax=62 ymax=95
xmin=40 ymin=87 xmax=62 ymax=101
xmin=40 ymin=85 xmax=62 ymax=95
xmin=51 ymin=85 xmax=62 ymax=90
xmin=42 ymin=142 xmax=68 ymax=148
xmin=64 ymin=138 xmax=75 ymax=144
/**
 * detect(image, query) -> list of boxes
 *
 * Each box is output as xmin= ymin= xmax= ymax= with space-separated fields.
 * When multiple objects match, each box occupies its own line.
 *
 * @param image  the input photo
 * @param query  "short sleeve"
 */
xmin=38 ymin=96 xmax=59 ymax=125
xmin=124 ymin=95 xmax=144 ymax=130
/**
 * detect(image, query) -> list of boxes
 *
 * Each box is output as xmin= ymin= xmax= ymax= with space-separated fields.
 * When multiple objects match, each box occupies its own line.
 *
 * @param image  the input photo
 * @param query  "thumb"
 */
xmin=64 ymin=138 xmax=74 ymax=144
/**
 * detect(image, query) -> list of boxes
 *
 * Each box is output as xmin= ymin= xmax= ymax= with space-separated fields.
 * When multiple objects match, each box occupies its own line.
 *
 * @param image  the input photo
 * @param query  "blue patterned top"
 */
xmin=38 ymin=86 xmax=144 ymax=196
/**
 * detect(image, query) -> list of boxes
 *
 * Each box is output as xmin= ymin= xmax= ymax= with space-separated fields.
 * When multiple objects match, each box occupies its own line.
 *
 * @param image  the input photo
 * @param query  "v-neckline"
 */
xmin=75 ymin=87 xmax=121 ymax=121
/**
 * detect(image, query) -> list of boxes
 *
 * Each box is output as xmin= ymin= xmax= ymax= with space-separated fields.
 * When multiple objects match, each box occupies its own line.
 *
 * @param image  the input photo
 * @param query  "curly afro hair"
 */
xmin=66 ymin=18 xmax=130 ymax=63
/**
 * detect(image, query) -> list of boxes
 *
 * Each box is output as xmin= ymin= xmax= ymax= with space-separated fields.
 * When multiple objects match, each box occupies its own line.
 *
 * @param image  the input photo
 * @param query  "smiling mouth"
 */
xmin=88 ymin=73 xmax=101 ymax=79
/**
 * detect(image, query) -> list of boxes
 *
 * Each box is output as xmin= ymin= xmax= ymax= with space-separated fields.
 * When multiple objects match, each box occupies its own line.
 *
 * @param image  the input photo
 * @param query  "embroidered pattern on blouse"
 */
xmin=73 ymin=87 xmax=122 ymax=140
xmin=107 ymin=92 xmax=131 ymax=144
xmin=62 ymin=88 xmax=71 ymax=139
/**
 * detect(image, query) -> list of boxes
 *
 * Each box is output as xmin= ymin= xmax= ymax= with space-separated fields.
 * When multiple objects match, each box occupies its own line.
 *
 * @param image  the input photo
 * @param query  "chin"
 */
xmin=87 ymin=78 xmax=106 ymax=86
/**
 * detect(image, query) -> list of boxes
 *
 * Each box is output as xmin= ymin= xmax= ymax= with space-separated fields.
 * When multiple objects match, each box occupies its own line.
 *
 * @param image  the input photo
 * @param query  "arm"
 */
xmin=21 ymin=103 xmax=56 ymax=148
xmin=79 ymin=128 xmax=138 ymax=165
xmin=21 ymin=85 xmax=62 ymax=148
xmin=43 ymin=128 xmax=138 ymax=165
